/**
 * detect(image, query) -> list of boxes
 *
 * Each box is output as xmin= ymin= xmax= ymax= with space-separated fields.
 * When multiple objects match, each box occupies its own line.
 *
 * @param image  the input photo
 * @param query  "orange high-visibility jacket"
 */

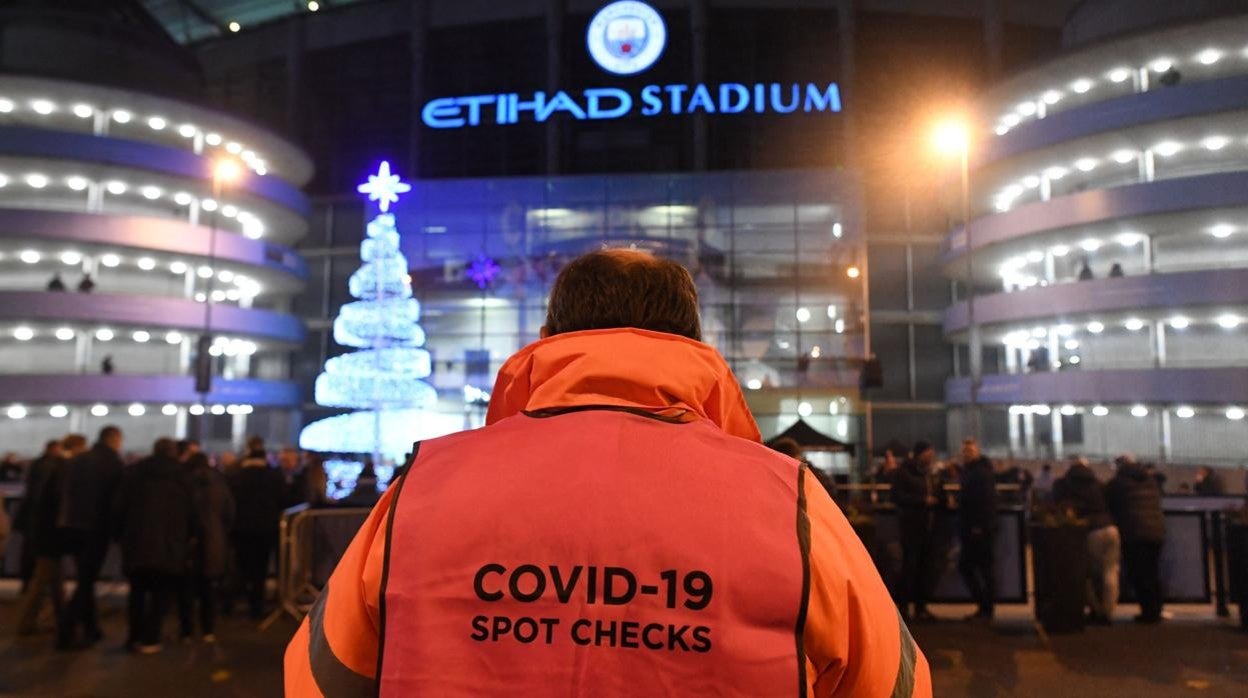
xmin=285 ymin=328 xmax=930 ymax=697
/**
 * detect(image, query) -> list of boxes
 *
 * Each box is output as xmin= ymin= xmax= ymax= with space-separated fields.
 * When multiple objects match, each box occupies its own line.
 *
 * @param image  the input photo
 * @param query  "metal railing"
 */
xmin=261 ymin=504 xmax=370 ymax=630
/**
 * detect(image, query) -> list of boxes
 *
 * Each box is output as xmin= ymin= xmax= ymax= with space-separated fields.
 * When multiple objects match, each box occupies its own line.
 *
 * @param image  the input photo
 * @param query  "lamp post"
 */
xmin=196 ymin=158 xmax=242 ymax=443
xmin=934 ymin=120 xmax=980 ymax=440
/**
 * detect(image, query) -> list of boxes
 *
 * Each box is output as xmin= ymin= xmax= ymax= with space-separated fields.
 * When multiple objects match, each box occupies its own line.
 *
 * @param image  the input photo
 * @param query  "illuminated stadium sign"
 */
xmin=421 ymin=82 xmax=842 ymax=129
xmin=421 ymin=1 xmax=840 ymax=130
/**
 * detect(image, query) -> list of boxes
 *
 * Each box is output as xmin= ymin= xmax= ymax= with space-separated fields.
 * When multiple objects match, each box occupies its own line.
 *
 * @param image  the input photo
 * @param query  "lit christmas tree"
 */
xmin=300 ymin=162 xmax=461 ymax=485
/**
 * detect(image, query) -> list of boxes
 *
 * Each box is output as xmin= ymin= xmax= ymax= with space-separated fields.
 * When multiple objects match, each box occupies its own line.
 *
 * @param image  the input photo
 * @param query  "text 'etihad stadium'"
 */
xmin=421 ymin=82 xmax=842 ymax=129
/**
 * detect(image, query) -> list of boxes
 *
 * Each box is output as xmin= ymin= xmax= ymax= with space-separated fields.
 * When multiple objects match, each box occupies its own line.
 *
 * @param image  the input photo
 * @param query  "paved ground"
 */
xmin=2 ymin=583 xmax=1245 ymax=696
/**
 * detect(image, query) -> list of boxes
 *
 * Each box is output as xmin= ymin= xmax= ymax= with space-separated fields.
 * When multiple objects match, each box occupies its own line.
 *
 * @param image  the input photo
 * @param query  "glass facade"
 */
xmin=298 ymin=169 xmax=865 ymax=469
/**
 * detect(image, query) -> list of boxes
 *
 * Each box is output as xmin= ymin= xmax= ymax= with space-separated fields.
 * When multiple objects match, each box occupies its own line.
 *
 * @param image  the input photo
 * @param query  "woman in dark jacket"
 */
xmin=1104 ymin=455 xmax=1166 ymax=623
xmin=1054 ymin=458 xmax=1120 ymax=624
xmin=178 ymin=453 xmax=235 ymax=641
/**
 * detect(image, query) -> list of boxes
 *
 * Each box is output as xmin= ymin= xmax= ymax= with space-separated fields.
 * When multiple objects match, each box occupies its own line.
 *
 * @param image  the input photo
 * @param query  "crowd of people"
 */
xmin=860 ymin=438 xmax=1184 ymax=626
xmin=7 ymin=427 xmax=329 ymax=653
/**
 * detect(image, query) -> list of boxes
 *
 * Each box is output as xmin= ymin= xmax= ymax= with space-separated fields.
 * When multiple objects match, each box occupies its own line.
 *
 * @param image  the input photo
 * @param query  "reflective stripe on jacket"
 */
xmin=285 ymin=328 xmax=930 ymax=697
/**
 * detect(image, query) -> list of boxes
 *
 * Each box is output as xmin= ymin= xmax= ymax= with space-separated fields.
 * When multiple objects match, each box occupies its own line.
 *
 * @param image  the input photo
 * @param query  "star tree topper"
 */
xmin=357 ymin=161 xmax=411 ymax=212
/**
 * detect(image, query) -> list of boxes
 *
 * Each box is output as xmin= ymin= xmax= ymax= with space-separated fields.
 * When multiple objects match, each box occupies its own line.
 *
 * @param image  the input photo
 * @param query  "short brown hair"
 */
xmin=61 ymin=434 xmax=87 ymax=453
xmin=545 ymin=249 xmax=701 ymax=340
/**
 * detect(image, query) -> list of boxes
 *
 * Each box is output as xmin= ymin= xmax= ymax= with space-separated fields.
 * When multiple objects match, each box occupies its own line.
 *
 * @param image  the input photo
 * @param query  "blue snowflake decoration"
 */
xmin=466 ymin=254 xmax=501 ymax=289
xmin=356 ymin=161 xmax=411 ymax=212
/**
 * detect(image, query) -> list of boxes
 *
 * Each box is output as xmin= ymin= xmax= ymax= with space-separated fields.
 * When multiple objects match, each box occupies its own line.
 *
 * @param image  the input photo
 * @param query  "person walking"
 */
xmin=891 ymin=441 xmax=941 ymax=623
xmin=14 ymin=436 xmax=86 ymax=635
xmin=1053 ymin=457 xmax=1120 ymax=625
xmin=957 ymin=438 xmax=997 ymax=622
xmin=56 ymin=425 xmax=124 ymax=650
xmin=178 ymin=452 xmax=234 ymax=643
xmin=229 ymin=437 xmax=285 ymax=620
xmin=114 ymin=438 xmax=195 ymax=653
xmin=1105 ymin=454 xmax=1166 ymax=623
xmin=286 ymin=249 xmax=931 ymax=697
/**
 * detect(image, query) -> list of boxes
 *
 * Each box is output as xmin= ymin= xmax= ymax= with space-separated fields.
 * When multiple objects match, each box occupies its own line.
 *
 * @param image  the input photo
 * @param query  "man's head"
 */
xmin=1113 ymin=453 xmax=1137 ymax=470
xmin=246 ymin=435 xmax=265 ymax=455
xmin=218 ymin=451 xmax=239 ymax=470
xmin=43 ymin=439 xmax=64 ymax=459
xmin=177 ymin=439 xmax=201 ymax=462
xmin=770 ymin=437 xmax=802 ymax=460
xmin=98 ymin=425 xmax=123 ymax=453
xmin=1196 ymin=466 xmax=1211 ymax=480
xmin=542 ymin=249 xmax=701 ymax=341
xmin=278 ymin=447 xmax=301 ymax=473
xmin=152 ymin=438 xmax=178 ymax=460
xmin=913 ymin=440 xmax=935 ymax=467
xmin=61 ymin=433 xmax=88 ymax=457
xmin=961 ymin=437 xmax=980 ymax=463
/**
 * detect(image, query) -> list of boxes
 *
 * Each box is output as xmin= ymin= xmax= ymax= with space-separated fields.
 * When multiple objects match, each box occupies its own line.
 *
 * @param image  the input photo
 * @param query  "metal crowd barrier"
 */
xmin=260 ymin=504 xmax=370 ymax=630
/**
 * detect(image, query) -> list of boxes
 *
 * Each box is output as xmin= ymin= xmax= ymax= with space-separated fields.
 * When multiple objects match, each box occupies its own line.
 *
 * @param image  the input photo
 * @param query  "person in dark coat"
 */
xmin=47 ymin=272 xmax=67 ymax=291
xmin=114 ymin=438 xmax=195 ymax=653
xmin=14 ymin=436 xmax=85 ymax=634
xmin=76 ymin=273 xmax=95 ymax=293
xmin=0 ymin=453 xmax=23 ymax=482
xmin=178 ymin=453 xmax=235 ymax=642
xmin=278 ymin=446 xmax=313 ymax=508
xmin=891 ymin=441 xmax=940 ymax=622
xmin=1193 ymin=466 xmax=1226 ymax=496
xmin=57 ymin=425 xmax=125 ymax=650
xmin=957 ymin=438 xmax=998 ymax=621
xmin=342 ymin=462 xmax=383 ymax=508
xmin=229 ymin=436 xmax=286 ymax=620
xmin=1054 ymin=457 xmax=1120 ymax=624
xmin=1104 ymin=454 xmax=1166 ymax=623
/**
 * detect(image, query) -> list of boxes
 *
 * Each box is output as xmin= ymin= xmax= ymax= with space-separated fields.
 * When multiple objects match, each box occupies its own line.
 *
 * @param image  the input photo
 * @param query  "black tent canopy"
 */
xmin=765 ymin=419 xmax=855 ymax=455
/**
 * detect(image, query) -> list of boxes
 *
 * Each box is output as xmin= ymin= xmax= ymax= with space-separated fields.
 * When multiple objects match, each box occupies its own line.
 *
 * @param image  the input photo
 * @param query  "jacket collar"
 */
xmin=486 ymin=328 xmax=761 ymax=443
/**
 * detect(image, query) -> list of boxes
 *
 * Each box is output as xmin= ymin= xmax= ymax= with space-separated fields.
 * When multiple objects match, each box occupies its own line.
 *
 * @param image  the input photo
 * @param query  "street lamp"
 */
xmin=933 ymin=118 xmax=980 ymax=439
xmin=195 ymin=158 xmax=244 ymax=439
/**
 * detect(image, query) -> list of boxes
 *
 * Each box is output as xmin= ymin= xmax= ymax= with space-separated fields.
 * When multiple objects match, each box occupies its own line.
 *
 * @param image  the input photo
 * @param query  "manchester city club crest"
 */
xmin=587 ymin=1 xmax=667 ymax=75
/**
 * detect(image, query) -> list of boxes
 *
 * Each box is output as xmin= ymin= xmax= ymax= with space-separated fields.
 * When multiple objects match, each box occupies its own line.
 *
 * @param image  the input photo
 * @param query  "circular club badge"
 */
xmin=586 ymin=1 xmax=667 ymax=76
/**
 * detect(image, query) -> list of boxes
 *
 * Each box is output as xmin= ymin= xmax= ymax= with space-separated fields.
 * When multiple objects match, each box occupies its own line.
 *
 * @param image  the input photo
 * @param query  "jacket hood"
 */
xmin=486 ymin=328 xmax=761 ymax=443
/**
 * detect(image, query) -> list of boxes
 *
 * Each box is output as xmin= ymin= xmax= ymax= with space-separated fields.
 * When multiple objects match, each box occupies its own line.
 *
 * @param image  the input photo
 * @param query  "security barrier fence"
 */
xmin=1 ymin=488 xmax=1244 ymax=624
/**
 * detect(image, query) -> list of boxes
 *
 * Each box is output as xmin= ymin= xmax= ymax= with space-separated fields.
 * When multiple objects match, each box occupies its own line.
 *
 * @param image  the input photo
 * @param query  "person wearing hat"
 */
xmin=890 ymin=440 xmax=941 ymax=622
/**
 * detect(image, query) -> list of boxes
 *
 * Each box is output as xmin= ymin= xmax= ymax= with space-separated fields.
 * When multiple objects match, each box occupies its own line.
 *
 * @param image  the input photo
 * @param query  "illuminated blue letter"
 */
xmin=539 ymin=91 xmax=587 ymax=121
xmin=457 ymin=95 xmax=497 ymax=126
xmin=512 ymin=91 xmax=547 ymax=123
xmin=664 ymin=84 xmax=688 ymax=113
xmin=769 ymin=83 xmax=800 ymax=113
xmin=640 ymin=85 xmax=663 ymax=116
xmin=422 ymin=98 xmax=465 ymax=128
xmin=686 ymin=84 xmax=716 ymax=114
xmin=803 ymin=83 xmax=842 ymax=112
xmin=584 ymin=88 xmax=633 ymax=119
xmin=718 ymin=83 xmax=750 ymax=113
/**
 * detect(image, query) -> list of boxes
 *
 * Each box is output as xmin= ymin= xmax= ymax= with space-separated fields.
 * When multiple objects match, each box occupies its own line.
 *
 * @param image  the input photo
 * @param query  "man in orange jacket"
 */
xmin=286 ymin=249 xmax=930 ymax=697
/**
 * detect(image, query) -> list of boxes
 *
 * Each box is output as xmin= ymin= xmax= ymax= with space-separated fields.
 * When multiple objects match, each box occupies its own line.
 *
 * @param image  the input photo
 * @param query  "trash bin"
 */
xmin=1031 ymin=521 xmax=1089 ymax=634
